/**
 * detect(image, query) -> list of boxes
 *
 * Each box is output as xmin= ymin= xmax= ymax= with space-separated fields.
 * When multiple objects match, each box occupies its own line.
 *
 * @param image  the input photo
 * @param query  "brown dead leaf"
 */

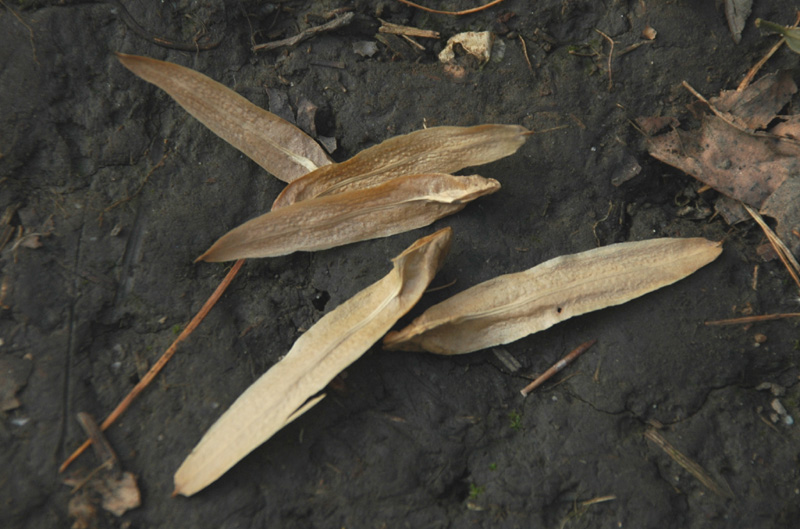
xmin=174 ymin=228 xmax=453 ymax=496
xmin=648 ymin=115 xmax=800 ymax=208
xmin=724 ymin=0 xmax=753 ymax=44
xmin=710 ymin=71 xmax=797 ymax=131
xmin=272 ymin=124 xmax=528 ymax=209
xmin=760 ymin=178 xmax=800 ymax=257
xmin=116 ymin=53 xmax=332 ymax=183
xmin=198 ymin=173 xmax=499 ymax=262
xmin=645 ymin=73 xmax=800 ymax=256
xmin=383 ymin=238 xmax=722 ymax=355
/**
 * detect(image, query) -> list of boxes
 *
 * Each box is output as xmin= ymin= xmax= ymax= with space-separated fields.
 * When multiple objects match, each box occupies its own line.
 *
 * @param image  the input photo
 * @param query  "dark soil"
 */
xmin=2 ymin=1 xmax=799 ymax=528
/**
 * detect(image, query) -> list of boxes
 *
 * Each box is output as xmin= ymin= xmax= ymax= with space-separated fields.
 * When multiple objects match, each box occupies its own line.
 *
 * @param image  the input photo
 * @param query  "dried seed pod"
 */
xmin=198 ymin=174 xmax=499 ymax=262
xmin=384 ymin=238 xmax=722 ymax=354
xmin=272 ymin=124 xmax=527 ymax=209
xmin=116 ymin=53 xmax=332 ymax=183
xmin=174 ymin=228 xmax=453 ymax=496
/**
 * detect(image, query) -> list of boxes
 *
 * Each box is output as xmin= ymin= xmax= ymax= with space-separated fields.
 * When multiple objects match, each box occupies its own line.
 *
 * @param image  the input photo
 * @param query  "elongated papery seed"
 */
xmin=272 ymin=124 xmax=528 ymax=209
xmin=383 ymin=238 xmax=722 ymax=355
xmin=116 ymin=53 xmax=332 ymax=183
xmin=174 ymin=228 xmax=453 ymax=496
xmin=197 ymin=173 xmax=499 ymax=262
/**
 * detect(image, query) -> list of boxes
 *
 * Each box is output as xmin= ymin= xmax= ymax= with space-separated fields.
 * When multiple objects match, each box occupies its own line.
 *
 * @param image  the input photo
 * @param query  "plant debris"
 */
xmin=272 ymin=124 xmax=528 ymax=208
xmin=174 ymin=228 xmax=452 ymax=496
xmin=438 ymin=31 xmax=494 ymax=64
xmin=252 ymin=12 xmax=355 ymax=52
xmin=644 ymin=428 xmax=735 ymax=499
xmin=645 ymin=72 xmax=800 ymax=257
xmin=198 ymin=174 xmax=498 ymax=262
xmin=724 ymin=0 xmax=753 ymax=43
xmin=384 ymin=238 xmax=721 ymax=354
xmin=116 ymin=54 xmax=333 ymax=183
xmin=756 ymin=18 xmax=800 ymax=53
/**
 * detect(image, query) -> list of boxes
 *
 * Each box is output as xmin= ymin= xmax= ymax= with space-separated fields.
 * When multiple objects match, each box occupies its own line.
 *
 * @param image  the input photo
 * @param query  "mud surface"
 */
xmin=2 ymin=1 xmax=799 ymax=528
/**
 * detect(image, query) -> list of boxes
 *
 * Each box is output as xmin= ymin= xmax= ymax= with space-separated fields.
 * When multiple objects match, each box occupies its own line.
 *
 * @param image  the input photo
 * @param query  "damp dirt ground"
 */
xmin=1 ymin=1 xmax=799 ymax=528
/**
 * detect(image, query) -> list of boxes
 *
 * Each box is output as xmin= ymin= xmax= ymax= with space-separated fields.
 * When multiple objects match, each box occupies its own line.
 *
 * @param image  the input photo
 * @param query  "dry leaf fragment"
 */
xmin=648 ymin=115 xmax=800 ymax=208
xmin=438 ymin=31 xmax=494 ymax=64
xmin=710 ymin=71 xmax=797 ymax=131
xmin=272 ymin=124 xmax=527 ymax=209
xmin=724 ymin=0 xmax=753 ymax=44
xmin=116 ymin=54 xmax=332 ymax=183
xmin=174 ymin=228 xmax=453 ymax=496
xmin=198 ymin=173 xmax=499 ymax=262
xmin=384 ymin=238 xmax=722 ymax=355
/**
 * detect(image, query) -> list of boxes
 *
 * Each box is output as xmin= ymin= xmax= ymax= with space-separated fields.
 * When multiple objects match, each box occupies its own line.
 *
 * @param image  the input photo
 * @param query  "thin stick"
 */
xmin=0 ymin=0 xmax=38 ymax=63
xmin=520 ymin=339 xmax=597 ymax=396
xmin=704 ymin=313 xmax=800 ymax=326
xmin=397 ymin=0 xmax=506 ymax=16
xmin=59 ymin=259 xmax=245 ymax=473
xmin=595 ymin=29 xmax=614 ymax=91
xmin=738 ymin=12 xmax=800 ymax=91
xmin=645 ymin=428 xmax=734 ymax=499
xmin=742 ymin=204 xmax=800 ymax=292
xmin=519 ymin=35 xmax=533 ymax=72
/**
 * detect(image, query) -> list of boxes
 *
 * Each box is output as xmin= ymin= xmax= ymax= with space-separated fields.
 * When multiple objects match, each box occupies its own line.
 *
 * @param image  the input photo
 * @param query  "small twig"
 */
xmin=595 ymin=29 xmax=614 ymax=91
xmin=77 ymin=412 xmax=119 ymax=469
xmin=681 ymin=81 xmax=741 ymax=130
xmin=752 ymin=265 xmax=759 ymax=291
xmin=581 ymin=495 xmax=617 ymax=506
xmin=0 ymin=0 xmax=38 ymax=63
xmin=617 ymin=40 xmax=651 ymax=57
xmin=425 ymin=278 xmax=457 ymax=293
xmin=98 ymin=151 xmax=167 ymax=226
xmin=59 ymin=259 xmax=245 ymax=473
xmin=397 ymin=0 xmax=506 ymax=16
xmin=378 ymin=19 xmax=440 ymax=39
xmin=110 ymin=0 xmax=221 ymax=51
xmin=519 ymin=35 xmax=533 ymax=72
xmin=645 ymin=428 xmax=735 ymax=499
xmin=253 ymin=12 xmax=354 ymax=52
xmin=520 ymin=339 xmax=597 ymax=396
xmin=739 ymin=12 xmax=800 ymax=91
xmin=704 ymin=313 xmax=800 ymax=326
xmin=742 ymin=204 xmax=800 ymax=293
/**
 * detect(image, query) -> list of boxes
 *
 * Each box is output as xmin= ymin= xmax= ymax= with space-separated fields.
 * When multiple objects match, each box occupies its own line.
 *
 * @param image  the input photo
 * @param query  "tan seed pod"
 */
xmin=174 ymin=228 xmax=453 ymax=496
xmin=272 ymin=124 xmax=528 ymax=209
xmin=197 ymin=173 xmax=499 ymax=262
xmin=383 ymin=238 xmax=722 ymax=355
xmin=116 ymin=53 xmax=332 ymax=183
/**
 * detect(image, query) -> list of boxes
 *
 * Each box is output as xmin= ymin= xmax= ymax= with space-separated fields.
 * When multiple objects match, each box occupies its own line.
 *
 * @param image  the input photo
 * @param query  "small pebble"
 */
xmin=771 ymin=399 xmax=788 ymax=416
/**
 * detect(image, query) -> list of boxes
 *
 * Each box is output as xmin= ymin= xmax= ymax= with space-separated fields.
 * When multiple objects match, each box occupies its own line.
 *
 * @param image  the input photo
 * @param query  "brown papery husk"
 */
xmin=116 ymin=53 xmax=332 ymax=183
xmin=197 ymin=174 xmax=499 ymax=262
xmin=174 ymin=228 xmax=453 ymax=496
xmin=271 ymin=124 xmax=527 ymax=209
xmin=383 ymin=238 xmax=722 ymax=355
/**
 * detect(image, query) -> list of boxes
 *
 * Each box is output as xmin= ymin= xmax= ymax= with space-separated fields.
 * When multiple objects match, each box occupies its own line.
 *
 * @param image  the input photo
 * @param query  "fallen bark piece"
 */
xmin=174 ymin=228 xmax=453 ymax=496
xmin=116 ymin=54 xmax=332 ymax=183
xmin=272 ymin=124 xmax=527 ymax=209
xmin=384 ymin=238 xmax=722 ymax=355
xmin=198 ymin=173 xmax=498 ymax=262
